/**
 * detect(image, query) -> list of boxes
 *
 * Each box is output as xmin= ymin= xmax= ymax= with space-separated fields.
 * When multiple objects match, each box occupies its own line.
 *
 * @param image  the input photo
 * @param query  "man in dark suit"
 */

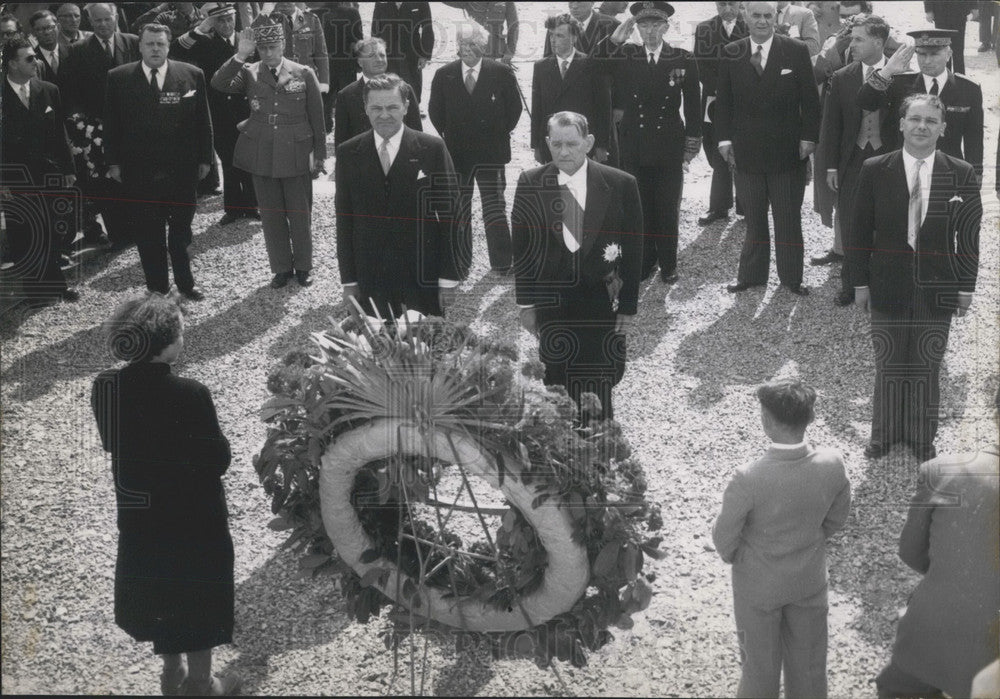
xmin=512 ymin=111 xmax=643 ymax=422
xmin=104 ymin=23 xmax=213 ymax=300
xmin=1 ymin=36 xmax=79 ymax=306
xmin=55 ymin=3 xmax=92 ymax=47
xmin=173 ymin=2 xmax=257 ymax=225
xmin=307 ymin=2 xmax=363 ymax=134
xmin=441 ymin=1 xmax=519 ymax=62
xmin=815 ymin=14 xmax=894 ymax=307
xmin=604 ymin=2 xmax=702 ymax=285
xmin=371 ymin=2 xmax=434 ymax=104
xmin=924 ymin=0 xmax=974 ymax=74
xmin=693 ymin=1 xmax=748 ymax=225
xmin=429 ymin=26 xmax=522 ymax=274
xmin=858 ymin=29 xmax=984 ymax=178
xmin=336 ymin=73 xmax=463 ymax=317
xmin=29 ymin=10 xmax=70 ymax=84
xmin=848 ymin=94 xmax=981 ymax=461
xmin=59 ymin=2 xmax=139 ymax=249
xmin=543 ymin=2 xmax=621 ymax=57
xmin=531 ymin=13 xmax=611 ymax=168
xmin=716 ymin=0 xmax=821 ymax=296
xmin=334 ymin=37 xmax=421 ymax=148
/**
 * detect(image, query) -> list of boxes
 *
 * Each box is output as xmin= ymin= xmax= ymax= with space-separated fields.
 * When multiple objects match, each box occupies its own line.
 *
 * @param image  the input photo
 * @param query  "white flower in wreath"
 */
xmin=93 ymin=137 xmax=102 ymax=146
xmin=76 ymin=122 xmax=86 ymax=130
xmin=85 ymin=125 xmax=94 ymax=136
xmin=603 ymin=243 xmax=622 ymax=263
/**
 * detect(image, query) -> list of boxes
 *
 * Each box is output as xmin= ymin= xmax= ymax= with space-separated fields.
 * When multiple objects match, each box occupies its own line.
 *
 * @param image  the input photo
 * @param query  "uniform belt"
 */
xmin=250 ymin=113 xmax=309 ymax=125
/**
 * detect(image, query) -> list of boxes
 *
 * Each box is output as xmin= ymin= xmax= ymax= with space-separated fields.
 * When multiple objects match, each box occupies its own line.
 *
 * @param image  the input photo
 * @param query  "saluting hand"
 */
xmin=610 ymin=16 xmax=635 ymax=45
xmin=882 ymin=44 xmax=914 ymax=78
xmin=236 ymin=28 xmax=256 ymax=60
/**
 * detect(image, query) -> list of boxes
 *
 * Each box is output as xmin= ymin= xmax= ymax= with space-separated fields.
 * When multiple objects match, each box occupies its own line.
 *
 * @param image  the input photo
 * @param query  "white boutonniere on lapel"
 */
xmin=948 ymin=195 xmax=964 ymax=204
xmin=182 ymin=89 xmax=196 ymax=98
xmin=45 ymin=105 xmax=54 ymax=113
xmin=602 ymin=243 xmax=623 ymax=312
xmin=416 ymin=169 xmax=427 ymax=179
xmin=603 ymin=243 xmax=622 ymax=263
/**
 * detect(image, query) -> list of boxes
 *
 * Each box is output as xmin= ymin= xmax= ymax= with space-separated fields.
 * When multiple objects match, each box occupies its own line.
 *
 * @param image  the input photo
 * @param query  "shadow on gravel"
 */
xmin=184 ymin=286 xmax=292 ymax=364
xmin=267 ymin=300 xmax=344 ymax=359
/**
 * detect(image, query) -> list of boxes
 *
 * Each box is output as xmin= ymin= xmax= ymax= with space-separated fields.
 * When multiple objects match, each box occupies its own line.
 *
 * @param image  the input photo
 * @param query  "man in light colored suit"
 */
xmin=713 ymin=378 xmax=851 ymax=698
xmin=875 ymin=388 xmax=999 ymax=699
xmin=774 ymin=0 xmax=821 ymax=55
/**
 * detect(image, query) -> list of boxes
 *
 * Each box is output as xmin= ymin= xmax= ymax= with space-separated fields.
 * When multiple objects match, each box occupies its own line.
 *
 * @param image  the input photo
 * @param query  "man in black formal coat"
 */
xmin=924 ymin=0 xmax=974 ymax=74
xmin=371 ymin=1 xmax=434 ymax=104
xmin=429 ymin=26 xmax=521 ymax=274
xmin=693 ymin=1 xmax=748 ymax=225
xmin=173 ymin=2 xmax=257 ymax=225
xmin=532 ymin=13 xmax=611 ymax=168
xmin=512 ymin=111 xmax=643 ymax=422
xmin=716 ymin=0 xmax=821 ymax=296
xmin=104 ymin=23 xmax=213 ymax=300
xmin=59 ymin=2 xmax=139 ymax=249
xmin=858 ymin=29 xmax=984 ymax=178
xmin=307 ymin=2 xmax=363 ymax=134
xmin=333 ymin=37 xmax=421 ymax=148
xmin=848 ymin=94 xmax=981 ymax=461
xmin=30 ymin=10 xmax=70 ymax=84
xmin=604 ymin=2 xmax=701 ymax=285
xmin=1 ymin=37 xmax=79 ymax=306
xmin=336 ymin=74 xmax=463 ymax=318
xmin=815 ymin=14 xmax=893 ymax=306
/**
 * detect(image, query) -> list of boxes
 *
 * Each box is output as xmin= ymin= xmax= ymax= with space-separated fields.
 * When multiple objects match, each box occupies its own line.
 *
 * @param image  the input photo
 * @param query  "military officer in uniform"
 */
xmin=858 ymin=28 xmax=984 ymax=178
xmin=605 ymin=1 xmax=701 ymax=284
xmin=259 ymin=2 xmax=330 ymax=101
xmin=211 ymin=16 xmax=326 ymax=289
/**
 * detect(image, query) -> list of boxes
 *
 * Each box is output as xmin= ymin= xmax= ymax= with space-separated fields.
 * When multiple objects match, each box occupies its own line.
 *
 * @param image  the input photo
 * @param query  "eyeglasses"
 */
xmin=23 ymin=54 xmax=38 ymax=62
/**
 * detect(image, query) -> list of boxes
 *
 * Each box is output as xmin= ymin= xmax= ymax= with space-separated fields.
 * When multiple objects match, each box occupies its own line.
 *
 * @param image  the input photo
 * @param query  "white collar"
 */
xmin=38 ymin=45 xmax=57 ymax=58
xmin=141 ymin=60 xmax=167 ymax=81
xmin=751 ymin=34 xmax=774 ymax=55
xmin=770 ymin=440 xmax=806 ymax=450
xmin=7 ymin=76 xmax=29 ymax=95
xmin=555 ymin=50 xmax=575 ymax=66
xmin=722 ymin=18 xmax=737 ymax=33
xmin=922 ymin=69 xmax=948 ymax=90
xmin=580 ymin=12 xmax=594 ymax=32
xmin=861 ymin=55 xmax=886 ymax=71
xmin=557 ymin=159 xmax=588 ymax=187
xmin=644 ymin=41 xmax=665 ymax=63
xmin=902 ymin=147 xmax=935 ymax=170
xmin=463 ymin=59 xmax=483 ymax=75
xmin=377 ymin=125 xmax=405 ymax=150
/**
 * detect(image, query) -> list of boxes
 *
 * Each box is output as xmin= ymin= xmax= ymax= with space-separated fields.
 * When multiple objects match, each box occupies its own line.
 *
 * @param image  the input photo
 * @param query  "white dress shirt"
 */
xmin=557 ymin=160 xmax=588 ymax=253
xmin=141 ymin=60 xmax=167 ymax=90
xmin=644 ymin=41 xmax=665 ymax=64
xmin=902 ymin=146 xmax=933 ymax=234
xmin=38 ymin=46 xmax=59 ymax=72
xmin=7 ymin=76 xmax=30 ymax=105
xmin=722 ymin=19 xmax=737 ymax=37
xmin=580 ymin=11 xmax=594 ymax=34
xmin=463 ymin=58 xmax=482 ymax=85
xmin=555 ymin=50 xmax=576 ymax=71
xmin=922 ymin=69 xmax=948 ymax=94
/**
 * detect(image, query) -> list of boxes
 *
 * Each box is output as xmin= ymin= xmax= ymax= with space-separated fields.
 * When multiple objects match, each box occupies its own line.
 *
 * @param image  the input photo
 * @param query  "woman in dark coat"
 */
xmin=91 ymin=293 xmax=240 ymax=695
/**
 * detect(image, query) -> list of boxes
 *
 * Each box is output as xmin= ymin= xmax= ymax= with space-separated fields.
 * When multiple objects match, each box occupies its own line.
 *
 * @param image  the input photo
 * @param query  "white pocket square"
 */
xmin=780 ymin=68 xmax=793 ymax=75
xmin=45 ymin=105 xmax=54 ymax=113
xmin=949 ymin=195 xmax=964 ymax=203
xmin=183 ymin=89 xmax=196 ymax=98
xmin=416 ymin=169 xmax=427 ymax=179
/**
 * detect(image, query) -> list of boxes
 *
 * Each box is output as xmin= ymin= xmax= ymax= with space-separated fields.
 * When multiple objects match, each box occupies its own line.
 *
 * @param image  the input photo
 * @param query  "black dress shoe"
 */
xmin=179 ymin=286 xmax=205 ymax=301
xmin=60 ymin=289 xmax=80 ymax=302
xmin=834 ymin=289 xmax=855 ymax=307
xmin=784 ymin=283 xmax=809 ymax=296
xmin=245 ymin=210 xmax=262 ymax=220
xmin=810 ymin=250 xmax=844 ymax=266
xmin=911 ymin=443 xmax=937 ymax=461
xmin=864 ymin=442 xmax=890 ymax=459
xmin=726 ymin=281 xmax=762 ymax=293
xmin=697 ymin=210 xmax=729 ymax=226
xmin=218 ymin=212 xmax=240 ymax=226
xmin=82 ymin=234 xmax=112 ymax=250
xmin=660 ymin=269 xmax=679 ymax=284
xmin=270 ymin=272 xmax=293 ymax=289
xmin=295 ymin=270 xmax=313 ymax=287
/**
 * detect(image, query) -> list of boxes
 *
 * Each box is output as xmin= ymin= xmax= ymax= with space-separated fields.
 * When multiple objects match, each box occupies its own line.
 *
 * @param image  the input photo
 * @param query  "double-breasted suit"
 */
xmin=212 ymin=55 xmax=326 ymax=276
xmin=857 ymin=70 xmax=985 ymax=177
xmin=612 ymin=41 xmax=701 ymax=280
xmin=693 ymin=14 xmax=748 ymax=217
xmin=878 ymin=445 xmax=1000 ymax=698
xmin=335 ymin=126 xmax=463 ymax=317
xmin=174 ymin=28 xmax=257 ymax=218
xmin=716 ymin=33 xmax=821 ymax=288
xmin=847 ymin=150 xmax=981 ymax=451
xmin=511 ymin=160 xmax=643 ymax=420
xmin=104 ymin=59 xmax=213 ymax=295
xmin=1 ymin=77 xmax=76 ymax=299
xmin=530 ymin=50 xmax=612 ymax=161
xmin=712 ymin=443 xmax=851 ymax=698
xmin=59 ymin=31 xmax=140 ymax=246
xmin=371 ymin=2 xmax=434 ymax=102
xmin=429 ymin=58 xmax=522 ymax=272
xmin=333 ymin=75 xmax=422 ymax=147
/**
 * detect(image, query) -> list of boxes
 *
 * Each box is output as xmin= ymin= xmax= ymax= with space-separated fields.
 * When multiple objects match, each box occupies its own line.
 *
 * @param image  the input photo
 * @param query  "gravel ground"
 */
xmin=2 ymin=2 xmax=997 ymax=696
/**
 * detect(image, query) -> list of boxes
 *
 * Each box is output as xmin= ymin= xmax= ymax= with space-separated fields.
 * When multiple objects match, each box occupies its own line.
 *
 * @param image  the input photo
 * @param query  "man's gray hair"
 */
xmin=355 ymin=36 xmax=387 ymax=57
xmin=456 ymin=23 xmax=488 ymax=50
xmin=547 ymin=111 xmax=590 ymax=138
xmin=84 ymin=3 xmax=118 ymax=17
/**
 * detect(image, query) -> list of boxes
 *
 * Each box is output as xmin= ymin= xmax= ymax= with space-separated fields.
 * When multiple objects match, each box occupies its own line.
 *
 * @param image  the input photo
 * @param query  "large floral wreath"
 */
xmin=255 ymin=309 xmax=663 ymax=667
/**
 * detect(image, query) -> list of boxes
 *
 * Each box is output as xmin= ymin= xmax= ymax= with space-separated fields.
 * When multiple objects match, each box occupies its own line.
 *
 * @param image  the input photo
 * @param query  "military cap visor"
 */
xmin=202 ymin=2 xmax=236 ymax=18
xmin=630 ymin=1 xmax=674 ymax=21
xmin=906 ymin=27 xmax=956 ymax=50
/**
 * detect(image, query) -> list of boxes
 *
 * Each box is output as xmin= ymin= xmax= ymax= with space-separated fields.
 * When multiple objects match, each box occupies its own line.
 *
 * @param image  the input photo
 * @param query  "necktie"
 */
xmin=49 ymin=50 xmax=58 ymax=74
xmin=648 ymin=52 xmax=655 ymax=65
xmin=750 ymin=44 xmax=763 ymax=76
xmin=560 ymin=59 xmax=568 ymax=78
xmin=559 ymin=184 xmax=585 ymax=249
xmin=103 ymin=38 xmax=113 ymax=60
xmin=908 ymin=159 xmax=925 ymax=248
xmin=465 ymin=68 xmax=476 ymax=94
xmin=18 ymin=84 xmax=29 ymax=108
xmin=379 ymin=138 xmax=392 ymax=175
xmin=929 ymin=77 xmax=939 ymax=96
xmin=865 ymin=65 xmax=873 ymax=81
xmin=150 ymin=67 xmax=160 ymax=100
xmin=269 ymin=66 xmax=278 ymax=82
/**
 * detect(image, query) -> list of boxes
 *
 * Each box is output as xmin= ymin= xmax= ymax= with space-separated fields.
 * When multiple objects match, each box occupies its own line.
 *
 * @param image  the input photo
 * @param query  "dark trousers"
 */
xmin=389 ymin=56 xmax=422 ymax=103
xmin=456 ymin=162 xmax=512 ymax=272
xmin=838 ymin=143 xmax=884 ymax=291
xmin=734 ymin=163 xmax=807 ymax=286
xmin=1 ymin=188 xmax=70 ymax=298
xmin=979 ymin=1 xmax=999 ymax=44
xmin=702 ymin=119 xmax=738 ymax=215
xmin=875 ymin=659 xmax=944 ymax=698
xmin=124 ymin=165 xmax=197 ymax=294
xmin=215 ymin=133 xmax=257 ymax=217
xmin=636 ymin=162 xmax=684 ymax=277
xmin=252 ymin=173 xmax=312 ymax=274
xmin=537 ymin=284 xmax=625 ymax=421
xmin=869 ymin=299 xmax=953 ymax=451
xmin=84 ymin=175 xmax=131 ymax=246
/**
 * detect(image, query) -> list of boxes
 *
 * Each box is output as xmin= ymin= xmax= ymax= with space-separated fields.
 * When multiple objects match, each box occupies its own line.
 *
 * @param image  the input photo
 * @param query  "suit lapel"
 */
xmin=556 ymin=51 xmax=585 ymax=98
xmin=759 ymin=36 xmax=782 ymax=84
xmin=884 ymin=151 xmax=911 ymax=241
xmin=27 ymin=78 xmax=42 ymax=114
xmin=920 ymin=150 xmax=954 ymax=240
xmin=580 ymin=160 xmax=609 ymax=260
